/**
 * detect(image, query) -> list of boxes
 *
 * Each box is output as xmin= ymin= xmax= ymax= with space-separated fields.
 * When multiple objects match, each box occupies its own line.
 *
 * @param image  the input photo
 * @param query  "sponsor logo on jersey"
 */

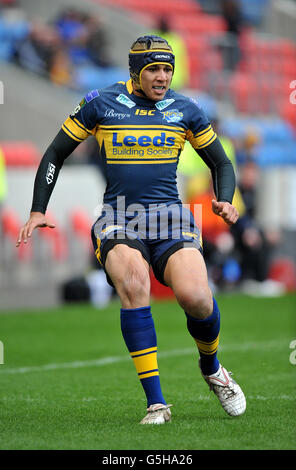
xmin=46 ymin=163 xmax=56 ymax=185
xmin=104 ymin=108 xmax=130 ymax=120
xmin=112 ymin=132 xmax=175 ymax=147
xmin=116 ymin=94 xmax=136 ymax=108
xmin=71 ymin=98 xmax=86 ymax=116
xmin=155 ymin=98 xmax=175 ymax=111
xmin=135 ymin=109 xmax=155 ymax=116
xmin=85 ymin=89 xmax=100 ymax=103
xmin=161 ymin=109 xmax=183 ymax=123
xmin=190 ymin=98 xmax=201 ymax=109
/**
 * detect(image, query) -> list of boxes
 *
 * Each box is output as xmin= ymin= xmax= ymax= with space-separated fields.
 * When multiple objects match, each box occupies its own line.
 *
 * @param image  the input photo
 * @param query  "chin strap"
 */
xmin=135 ymin=87 xmax=147 ymax=97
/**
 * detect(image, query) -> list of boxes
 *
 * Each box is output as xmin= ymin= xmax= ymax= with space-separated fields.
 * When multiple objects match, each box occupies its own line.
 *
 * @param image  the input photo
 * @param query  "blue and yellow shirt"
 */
xmin=62 ymin=79 xmax=216 ymax=208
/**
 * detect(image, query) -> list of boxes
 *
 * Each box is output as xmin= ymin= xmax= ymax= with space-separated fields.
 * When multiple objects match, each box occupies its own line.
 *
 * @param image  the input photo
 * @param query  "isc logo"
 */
xmin=0 ymin=340 xmax=3 ymax=364
xmin=46 ymin=162 xmax=56 ymax=185
xmin=112 ymin=132 xmax=175 ymax=147
xmin=135 ymin=109 xmax=155 ymax=116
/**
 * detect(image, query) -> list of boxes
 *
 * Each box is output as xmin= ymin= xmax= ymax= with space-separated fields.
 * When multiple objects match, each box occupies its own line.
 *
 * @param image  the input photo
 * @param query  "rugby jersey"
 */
xmin=62 ymin=79 xmax=217 ymax=208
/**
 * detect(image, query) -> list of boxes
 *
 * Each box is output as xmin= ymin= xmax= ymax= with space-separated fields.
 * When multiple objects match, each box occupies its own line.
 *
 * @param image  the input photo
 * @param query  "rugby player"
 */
xmin=17 ymin=35 xmax=246 ymax=424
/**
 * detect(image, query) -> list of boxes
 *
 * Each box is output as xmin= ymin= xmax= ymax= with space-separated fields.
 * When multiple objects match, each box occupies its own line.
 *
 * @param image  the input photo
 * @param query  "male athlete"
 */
xmin=17 ymin=35 xmax=246 ymax=424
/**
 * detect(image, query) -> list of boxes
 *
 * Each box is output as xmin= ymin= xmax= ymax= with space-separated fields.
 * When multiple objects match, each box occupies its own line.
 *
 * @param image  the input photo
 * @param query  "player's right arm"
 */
xmin=16 ymin=90 xmax=99 ymax=247
xmin=16 ymin=129 xmax=80 ymax=246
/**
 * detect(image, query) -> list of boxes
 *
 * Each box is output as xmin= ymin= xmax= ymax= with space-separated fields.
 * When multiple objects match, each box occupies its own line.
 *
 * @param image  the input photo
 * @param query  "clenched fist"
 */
xmin=211 ymin=200 xmax=239 ymax=225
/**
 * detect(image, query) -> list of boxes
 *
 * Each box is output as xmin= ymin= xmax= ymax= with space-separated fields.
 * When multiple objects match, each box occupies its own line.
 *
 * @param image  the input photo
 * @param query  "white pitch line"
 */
xmin=0 ymin=394 xmax=294 ymax=402
xmin=0 ymin=348 xmax=195 ymax=375
xmin=0 ymin=339 xmax=289 ymax=375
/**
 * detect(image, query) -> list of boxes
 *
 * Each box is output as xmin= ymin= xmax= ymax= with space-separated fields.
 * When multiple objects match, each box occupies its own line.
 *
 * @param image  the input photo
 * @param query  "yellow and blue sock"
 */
xmin=120 ymin=306 xmax=166 ymax=407
xmin=185 ymin=297 xmax=220 ymax=376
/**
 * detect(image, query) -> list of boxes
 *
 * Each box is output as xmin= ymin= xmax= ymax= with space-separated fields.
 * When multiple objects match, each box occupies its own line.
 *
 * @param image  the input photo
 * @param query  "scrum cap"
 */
xmin=129 ymin=35 xmax=175 ymax=89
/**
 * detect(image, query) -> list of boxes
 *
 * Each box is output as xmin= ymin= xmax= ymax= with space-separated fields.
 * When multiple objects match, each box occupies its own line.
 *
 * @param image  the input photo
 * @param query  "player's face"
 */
xmin=135 ymin=64 xmax=173 ymax=101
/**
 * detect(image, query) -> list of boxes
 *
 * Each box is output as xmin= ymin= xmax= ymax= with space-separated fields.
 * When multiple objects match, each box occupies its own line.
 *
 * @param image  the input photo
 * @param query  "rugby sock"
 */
xmin=185 ymin=297 xmax=220 ymax=376
xmin=120 ymin=306 xmax=166 ymax=407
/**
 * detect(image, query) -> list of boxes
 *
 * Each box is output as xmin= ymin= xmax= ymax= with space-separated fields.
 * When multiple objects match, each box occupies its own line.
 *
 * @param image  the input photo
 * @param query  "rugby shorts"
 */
xmin=91 ymin=203 xmax=203 ymax=287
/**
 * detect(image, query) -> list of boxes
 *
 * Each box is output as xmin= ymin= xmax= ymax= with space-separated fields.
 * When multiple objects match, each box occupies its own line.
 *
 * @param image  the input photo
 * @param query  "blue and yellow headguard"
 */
xmin=129 ymin=35 xmax=175 ymax=91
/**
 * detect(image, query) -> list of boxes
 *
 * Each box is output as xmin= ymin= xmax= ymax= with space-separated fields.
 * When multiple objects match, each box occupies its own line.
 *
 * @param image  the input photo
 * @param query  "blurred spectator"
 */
xmin=84 ymin=15 xmax=111 ymax=67
xmin=0 ymin=0 xmax=29 ymax=61
xmin=178 ymin=110 xmax=245 ymax=290
xmin=231 ymin=160 xmax=282 ymax=292
xmin=16 ymin=21 xmax=65 ymax=77
xmin=235 ymin=128 xmax=261 ymax=167
xmin=12 ymin=7 xmax=128 ymax=91
xmin=54 ymin=8 xmax=110 ymax=67
xmin=153 ymin=16 xmax=189 ymax=91
xmin=49 ymin=47 xmax=72 ymax=86
xmin=186 ymin=173 xmax=242 ymax=291
xmin=54 ymin=8 xmax=91 ymax=66
xmin=53 ymin=8 xmax=128 ymax=91
xmin=220 ymin=0 xmax=242 ymax=70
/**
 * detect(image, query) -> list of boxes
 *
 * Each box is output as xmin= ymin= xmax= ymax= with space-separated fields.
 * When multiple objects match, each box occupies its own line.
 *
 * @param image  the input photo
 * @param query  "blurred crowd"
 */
xmin=178 ymin=110 xmax=287 ymax=297
xmin=0 ymin=0 xmax=128 ymax=91
xmin=1 ymin=0 xmax=295 ymax=299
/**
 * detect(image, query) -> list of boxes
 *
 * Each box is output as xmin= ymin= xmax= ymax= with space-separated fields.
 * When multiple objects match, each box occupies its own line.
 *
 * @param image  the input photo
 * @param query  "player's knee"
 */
xmin=121 ymin=268 xmax=150 ymax=304
xmin=176 ymin=285 xmax=213 ymax=319
xmin=112 ymin=257 xmax=150 ymax=307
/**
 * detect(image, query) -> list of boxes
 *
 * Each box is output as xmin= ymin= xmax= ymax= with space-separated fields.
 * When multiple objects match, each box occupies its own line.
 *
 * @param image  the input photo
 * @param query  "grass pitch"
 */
xmin=0 ymin=294 xmax=295 ymax=450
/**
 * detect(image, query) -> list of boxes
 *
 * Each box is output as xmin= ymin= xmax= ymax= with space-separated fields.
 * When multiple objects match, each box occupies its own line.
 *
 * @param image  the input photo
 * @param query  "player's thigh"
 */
xmin=164 ymin=248 xmax=213 ymax=317
xmin=105 ymin=243 xmax=150 ymax=302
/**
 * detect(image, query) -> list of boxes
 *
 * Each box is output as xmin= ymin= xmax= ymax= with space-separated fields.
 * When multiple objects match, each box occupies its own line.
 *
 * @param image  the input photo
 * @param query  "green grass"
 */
xmin=0 ymin=294 xmax=295 ymax=450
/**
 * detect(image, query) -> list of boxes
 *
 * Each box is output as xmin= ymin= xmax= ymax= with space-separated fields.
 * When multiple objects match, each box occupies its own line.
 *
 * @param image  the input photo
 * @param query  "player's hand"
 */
xmin=211 ymin=200 xmax=239 ymax=225
xmin=16 ymin=212 xmax=56 ymax=247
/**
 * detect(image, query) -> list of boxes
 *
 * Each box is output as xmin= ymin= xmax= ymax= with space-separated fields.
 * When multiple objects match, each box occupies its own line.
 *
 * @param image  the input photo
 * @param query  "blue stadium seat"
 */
xmin=0 ymin=17 xmax=29 ymax=60
xmin=221 ymin=118 xmax=295 ymax=143
xmin=73 ymin=65 xmax=130 ymax=92
xmin=239 ymin=0 xmax=270 ymax=25
xmin=256 ymin=142 xmax=296 ymax=167
xmin=255 ymin=119 xmax=295 ymax=142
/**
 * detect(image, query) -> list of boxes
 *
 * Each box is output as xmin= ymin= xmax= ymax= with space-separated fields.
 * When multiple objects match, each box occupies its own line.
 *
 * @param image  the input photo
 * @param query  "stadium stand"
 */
xmin=0 ymin=142 xmax=41 ymax=167
xmin=70 ymin=208 xmax=93 ymax=252
xmin=36 ymin=210 xmax=69 ymax=262
xmin=1 ymin=207 xmax=32 ymax=261
xmin=0 ymin=0 xmax=295 ymax=307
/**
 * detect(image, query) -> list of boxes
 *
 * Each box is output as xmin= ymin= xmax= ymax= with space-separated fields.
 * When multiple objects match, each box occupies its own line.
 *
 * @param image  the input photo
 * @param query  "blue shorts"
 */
xmin=91 ymin=203 xmax=202 ymax=287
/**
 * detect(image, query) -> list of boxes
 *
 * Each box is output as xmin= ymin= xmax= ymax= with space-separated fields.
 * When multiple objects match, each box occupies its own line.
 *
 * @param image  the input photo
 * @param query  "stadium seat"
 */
xmin=37 ymin=211 xmax=68 ymax=261
xmin=239 ymin=0 xmax=270 ymax=26
xmin=1 ymin=208 xmax=32 ymax=261
xmin=183 ymin=34 xmax=208 ymax=54
xmin=257 ymin=119 xmax=295 ymax=142
xmin=229 ymin=72 xmax=257 ymax=113
xmin=268 ymin=258 xmax=296 ymax=292
xmin=281 ymin=60 xmax=296 ymax=79
xmin=280 ymin=102 xmax=296 ymax=130
xmin=70 ymin=208 xmax=93 ymax=252
xmin=0 ymin=142 xmax=41 ymax=167
xmin=97 ymin=0 xmax=201 ymax=15
xmin=256 ymin=142 xmax=296 ymax=167
xmin=173 ymin=14 xmax=226 ymax=35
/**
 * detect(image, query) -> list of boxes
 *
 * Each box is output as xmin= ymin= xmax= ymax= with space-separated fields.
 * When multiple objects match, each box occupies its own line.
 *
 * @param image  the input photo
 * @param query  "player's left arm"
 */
xmin=195 ymin=137 xmax=239 ymax=225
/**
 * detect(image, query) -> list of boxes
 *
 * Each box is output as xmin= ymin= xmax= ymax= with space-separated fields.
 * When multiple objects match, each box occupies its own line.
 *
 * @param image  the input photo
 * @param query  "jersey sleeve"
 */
xmin=61 ymin=89 xmax=101 ymax=143
xmin=185 ymin=98 xmax=217 ymax=149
